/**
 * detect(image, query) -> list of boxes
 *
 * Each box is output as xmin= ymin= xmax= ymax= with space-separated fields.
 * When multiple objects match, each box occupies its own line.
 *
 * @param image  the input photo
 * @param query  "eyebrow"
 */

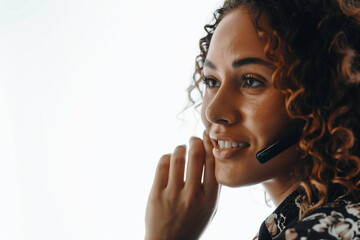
xmin=204 ymin=57 xmax=275 ymax=70
xmin=204 ymin=59 xmax=217 ymax=70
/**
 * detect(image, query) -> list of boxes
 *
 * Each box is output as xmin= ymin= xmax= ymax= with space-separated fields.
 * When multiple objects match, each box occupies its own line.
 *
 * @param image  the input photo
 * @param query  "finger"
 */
xmin=203 ymin=131 xmax=219 ymax=196
xmin=167 ymin=145 xmax=186 ymax=190
xmin=151 ymin=154 xmax=171 ymax=192
xmin=185 ymin=137 xmax=205 ymax=191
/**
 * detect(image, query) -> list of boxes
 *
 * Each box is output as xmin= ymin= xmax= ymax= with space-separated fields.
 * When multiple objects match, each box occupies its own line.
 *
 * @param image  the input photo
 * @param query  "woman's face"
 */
xmin=201 ymin=7 xmax=300 ymax=187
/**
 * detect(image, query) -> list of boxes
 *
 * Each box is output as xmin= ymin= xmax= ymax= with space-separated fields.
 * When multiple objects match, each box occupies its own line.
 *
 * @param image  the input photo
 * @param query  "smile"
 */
xmin=218 ymin=140 xmax=250 ymax=149
xmin=213 ymin=141 xmax=250 ymax=159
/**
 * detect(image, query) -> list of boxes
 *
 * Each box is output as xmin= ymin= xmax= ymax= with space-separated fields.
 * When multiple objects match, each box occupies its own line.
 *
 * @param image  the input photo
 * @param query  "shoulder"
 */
xmin=282 ymin=195 xmax=360 ymax=240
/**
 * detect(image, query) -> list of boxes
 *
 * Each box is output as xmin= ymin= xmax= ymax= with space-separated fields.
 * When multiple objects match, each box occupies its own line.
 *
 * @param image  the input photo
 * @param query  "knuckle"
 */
xmin=158 ymin=154 xmax=171 ymax=170
xmin=148 ymin=191 xmax=161 ymax=203
xmin=183 ymin=189 xmax=203 ymax=206
xmin=172 ymin=155 xmax=185 ymax=166
xmin=189 ymin=137 xmax=205 ymax=159
xmin=171 ymin=145 xmax=186 ymax=166
xmin=166 ymin=191 xmax=180 ymax=206
xmin=189 ymin=147 xmax=204 ymax=160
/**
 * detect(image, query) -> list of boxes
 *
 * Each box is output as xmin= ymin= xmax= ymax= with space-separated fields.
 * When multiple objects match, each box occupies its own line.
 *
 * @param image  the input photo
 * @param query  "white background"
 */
xmin=0 ymin=0 xmax=274 ymax=239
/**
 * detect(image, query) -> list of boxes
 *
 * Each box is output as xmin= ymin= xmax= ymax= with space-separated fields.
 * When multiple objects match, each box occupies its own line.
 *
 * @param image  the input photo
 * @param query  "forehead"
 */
xmin=206 ymin=7 xmax=269 ymax=63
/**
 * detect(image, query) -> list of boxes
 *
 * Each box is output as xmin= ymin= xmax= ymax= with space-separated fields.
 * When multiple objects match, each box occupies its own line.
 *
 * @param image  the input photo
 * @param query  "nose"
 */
xmin=205 ymin=85 xmax=240 ymax=126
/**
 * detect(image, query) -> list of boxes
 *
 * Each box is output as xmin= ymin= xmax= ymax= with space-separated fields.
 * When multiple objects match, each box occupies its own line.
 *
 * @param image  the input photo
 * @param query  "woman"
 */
xmin=145 ymin=0 xmax=360 ymax=239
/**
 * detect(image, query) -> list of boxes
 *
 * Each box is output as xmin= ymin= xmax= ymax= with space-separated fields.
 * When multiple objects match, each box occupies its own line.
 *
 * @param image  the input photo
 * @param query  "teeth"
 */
xmin=219 ymin=141 xmax=225 ymax=149
xmin=225 ymin=141 xmax=232 ymax=148
xmin=218 ymin=140 xmax=248 ymax=149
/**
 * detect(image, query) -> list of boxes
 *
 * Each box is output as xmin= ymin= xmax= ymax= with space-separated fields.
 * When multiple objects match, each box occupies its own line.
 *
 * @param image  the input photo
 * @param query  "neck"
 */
xmin=262 ymin=176 xmax=300 ymax=207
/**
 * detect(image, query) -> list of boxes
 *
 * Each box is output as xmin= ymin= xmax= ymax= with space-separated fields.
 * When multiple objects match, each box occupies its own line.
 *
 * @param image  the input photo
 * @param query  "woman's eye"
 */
xmin=242 ymin=74 xmax=264 ymax=88
xmin=201 ymin=77 xmax=220 ymax=88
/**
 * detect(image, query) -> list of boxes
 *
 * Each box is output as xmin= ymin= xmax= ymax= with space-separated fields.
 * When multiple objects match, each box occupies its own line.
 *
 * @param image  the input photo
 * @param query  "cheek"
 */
xmin=243 ymin=92 xmax=292 ymax=143
xmin=246 ymin=95 xmax=294 ymax=145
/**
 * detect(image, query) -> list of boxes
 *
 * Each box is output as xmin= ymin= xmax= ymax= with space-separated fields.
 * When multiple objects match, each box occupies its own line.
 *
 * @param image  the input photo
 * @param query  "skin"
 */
xmin=201 ymin=7 xmax=301 ymax=206
xmin=145 ymin=134 xmax=219 ymax=240
xmin=145 ymin=7 xmax=302 ymax=240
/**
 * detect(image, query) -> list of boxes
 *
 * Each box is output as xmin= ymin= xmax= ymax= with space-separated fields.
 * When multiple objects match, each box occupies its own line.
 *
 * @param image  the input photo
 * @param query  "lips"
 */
xmin=210 ymin=135 xmax=250 ymax=159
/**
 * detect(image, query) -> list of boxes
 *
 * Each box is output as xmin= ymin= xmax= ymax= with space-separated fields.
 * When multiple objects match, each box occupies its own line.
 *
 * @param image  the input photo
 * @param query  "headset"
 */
xmin=256 ymin=128 xmax=302 ymax=164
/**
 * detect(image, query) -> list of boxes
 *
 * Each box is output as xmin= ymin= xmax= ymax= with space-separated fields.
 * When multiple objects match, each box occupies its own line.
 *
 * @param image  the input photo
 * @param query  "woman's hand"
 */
xmin=145 ymin=131 xmax=220 ymax=240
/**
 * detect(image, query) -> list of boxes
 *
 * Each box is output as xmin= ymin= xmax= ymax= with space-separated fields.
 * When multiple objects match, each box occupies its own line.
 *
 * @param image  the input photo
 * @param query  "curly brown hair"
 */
xmin=188 ymin=0 xmax=360 ymax=217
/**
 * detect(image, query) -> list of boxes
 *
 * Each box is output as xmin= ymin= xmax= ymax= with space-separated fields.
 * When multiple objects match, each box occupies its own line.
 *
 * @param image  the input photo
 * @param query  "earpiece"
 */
xmin=256 ymin=128 xmax=302 ymax=164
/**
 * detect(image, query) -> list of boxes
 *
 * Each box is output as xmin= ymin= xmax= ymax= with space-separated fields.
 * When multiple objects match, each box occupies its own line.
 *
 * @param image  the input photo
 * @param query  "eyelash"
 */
xmin=201 ymin=76 xmax=220 ymax=88
xmin=201 ymin=74 xmax=264 ymax=89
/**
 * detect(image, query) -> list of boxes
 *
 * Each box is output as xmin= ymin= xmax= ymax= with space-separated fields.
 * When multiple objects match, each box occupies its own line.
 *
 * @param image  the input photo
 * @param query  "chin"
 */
xmin=215 ymin=168 xmax=256 ymax=188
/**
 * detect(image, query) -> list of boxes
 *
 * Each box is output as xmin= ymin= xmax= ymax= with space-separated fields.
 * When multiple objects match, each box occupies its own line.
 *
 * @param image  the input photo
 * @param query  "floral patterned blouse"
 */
xmin=254 ymin=188 xmax=360 ymax=240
